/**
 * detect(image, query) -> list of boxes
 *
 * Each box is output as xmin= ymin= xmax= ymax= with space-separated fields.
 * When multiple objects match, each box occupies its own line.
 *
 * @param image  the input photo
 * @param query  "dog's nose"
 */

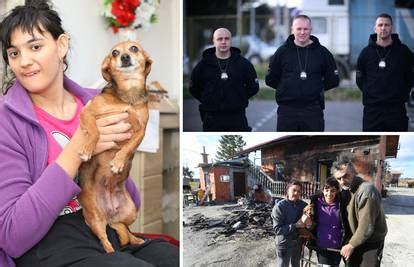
xmin=120 ymin=54 xmax=131 ymax=67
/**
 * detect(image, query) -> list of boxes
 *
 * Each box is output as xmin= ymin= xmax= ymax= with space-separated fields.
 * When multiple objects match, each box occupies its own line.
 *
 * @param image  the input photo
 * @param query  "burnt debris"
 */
xmin=185 ymin=203 xmax=275 ymax=242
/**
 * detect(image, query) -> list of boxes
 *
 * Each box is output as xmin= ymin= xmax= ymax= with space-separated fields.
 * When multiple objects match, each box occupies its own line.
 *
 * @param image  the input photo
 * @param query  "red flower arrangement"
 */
xmin=102 ymin=0 xmax=159 ymax=33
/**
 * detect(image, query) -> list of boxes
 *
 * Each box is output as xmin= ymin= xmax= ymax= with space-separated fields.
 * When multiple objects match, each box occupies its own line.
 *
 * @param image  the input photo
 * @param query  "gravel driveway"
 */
xmin=183 ymin=187 xmax=414 ymax=267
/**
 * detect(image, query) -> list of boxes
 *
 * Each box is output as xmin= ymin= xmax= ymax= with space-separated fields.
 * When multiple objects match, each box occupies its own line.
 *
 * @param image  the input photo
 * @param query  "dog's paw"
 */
xmin=79 ymin=152 xmax=92 ymax=162
xmin=130 ymin=235 xmax=145 ymax=245
xmin=110 ymin=160 xmax=125 ymax=174
xmin=102 ymin=241 xmax=115 ymax=253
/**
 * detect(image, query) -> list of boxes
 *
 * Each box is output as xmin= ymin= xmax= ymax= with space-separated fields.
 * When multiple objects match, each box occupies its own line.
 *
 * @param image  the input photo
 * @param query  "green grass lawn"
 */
xmin=325 ymin=87 xmax=362 ymax=101
xmin=255 ymin=63 xmax=268 ymax=80
xmin=183 ymin=86 xmax=362 ymax=101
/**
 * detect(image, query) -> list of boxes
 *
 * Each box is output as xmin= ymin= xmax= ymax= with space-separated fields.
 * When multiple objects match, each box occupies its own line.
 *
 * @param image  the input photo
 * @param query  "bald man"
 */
xmin=266 ymin=15 xmax=339 ymax=132
xmin=189 ymin=28 xmax=259 ymax=131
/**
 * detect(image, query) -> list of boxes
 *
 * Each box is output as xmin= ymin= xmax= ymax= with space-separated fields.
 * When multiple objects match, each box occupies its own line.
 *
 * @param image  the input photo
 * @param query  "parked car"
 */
xmin=408 ymin=87 xmax=414 ymax=107
xmin=233 ymin=35 xmax=279 ymax=64
xmin=183 ymin=54 xmax=190 ymax=76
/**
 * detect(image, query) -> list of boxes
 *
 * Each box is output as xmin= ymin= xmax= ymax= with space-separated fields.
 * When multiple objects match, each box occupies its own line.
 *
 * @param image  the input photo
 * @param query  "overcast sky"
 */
xmin=387 ymin=135 xmax=414 ymax=178
xmin=182 ymin=134 xmax=414 ymax=179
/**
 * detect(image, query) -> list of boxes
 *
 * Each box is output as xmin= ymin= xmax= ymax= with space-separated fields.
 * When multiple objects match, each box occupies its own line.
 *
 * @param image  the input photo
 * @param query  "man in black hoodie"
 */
xmin=266 ymin=15 xmax=339 ymax=132
xmin=190 ymin=28 xmax=259 ymax=131
xmin=356 ymin=13 xmax=414 ymax=131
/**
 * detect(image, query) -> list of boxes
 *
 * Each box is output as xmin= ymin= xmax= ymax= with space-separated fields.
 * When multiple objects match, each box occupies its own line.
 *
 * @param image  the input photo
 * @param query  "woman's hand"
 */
xmin=56 ymin=112 xmax=132 ymax=179
xmin=94 ymin=112 xmax=132 ymax=155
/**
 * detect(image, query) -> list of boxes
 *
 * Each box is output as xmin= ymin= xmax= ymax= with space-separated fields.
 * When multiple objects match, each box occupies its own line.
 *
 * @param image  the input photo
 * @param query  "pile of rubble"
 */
xmin=184 ymin=202 xmax=275 ymax=244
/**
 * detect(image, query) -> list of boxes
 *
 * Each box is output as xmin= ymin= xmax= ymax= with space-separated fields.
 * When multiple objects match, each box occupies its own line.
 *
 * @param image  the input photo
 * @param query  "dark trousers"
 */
xmin=15 ymin=210 xmax=179 ymax=267
xmin=277 ymin=105 xmax=324 ymax=132
xmin=348 ymin=240 xmax=384 ymax=267
xmin=317 ymin=249 xmax=341 ymax=266
xmin=200 ymin=108 xmax=251 ymax=132
xmin=363 ymin=105 xmax=408 ymax=131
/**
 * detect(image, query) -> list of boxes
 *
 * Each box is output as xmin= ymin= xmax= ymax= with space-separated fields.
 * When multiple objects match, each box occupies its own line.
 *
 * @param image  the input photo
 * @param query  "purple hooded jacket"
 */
xmin=315 ymin=195 xmax=342 ymax=249
xmin=0 ymin=77 xmax=141 ymax=267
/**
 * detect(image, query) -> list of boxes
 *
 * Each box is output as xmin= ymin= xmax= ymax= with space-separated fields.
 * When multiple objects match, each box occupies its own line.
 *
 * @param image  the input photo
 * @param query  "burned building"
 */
xmin=197 ymin=136 xmax=399 ymax=201
xmin=197 ymin=150 xmax=248 ymax=202
xmin=240 ymin=135 xmax=399 ymax=194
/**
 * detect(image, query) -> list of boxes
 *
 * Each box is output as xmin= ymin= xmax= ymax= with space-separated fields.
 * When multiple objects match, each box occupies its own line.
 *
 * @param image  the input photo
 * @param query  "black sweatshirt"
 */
xmin=189 ymin=47 xmax=259 ymax=113
xmin=356 ymin=33 xmax=414 ymax=107
xmin=265 ymin=35 xmax=339 ymax=108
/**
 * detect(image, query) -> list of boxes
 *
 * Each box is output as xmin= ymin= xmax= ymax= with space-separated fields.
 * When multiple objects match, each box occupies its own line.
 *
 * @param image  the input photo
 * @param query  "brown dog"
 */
xmin=297 ymin=204 xmax=317 ymax=265
xmin=78 ymin=40 xmax=152 ymax=253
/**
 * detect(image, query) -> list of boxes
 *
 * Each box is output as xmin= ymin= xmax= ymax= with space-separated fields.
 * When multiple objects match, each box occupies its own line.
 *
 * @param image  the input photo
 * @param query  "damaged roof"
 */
xmin=236 ymin=135 xmax=399 ymax=158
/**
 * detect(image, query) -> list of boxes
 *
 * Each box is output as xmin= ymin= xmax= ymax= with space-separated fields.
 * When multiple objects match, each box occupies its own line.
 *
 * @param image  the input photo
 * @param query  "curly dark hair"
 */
xmin=0 ymin=0 xmax=68 ymax=94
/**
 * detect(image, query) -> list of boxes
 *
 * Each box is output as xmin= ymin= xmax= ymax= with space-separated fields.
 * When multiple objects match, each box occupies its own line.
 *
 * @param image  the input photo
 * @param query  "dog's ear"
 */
xmin=101 ymin=55 xmax=112 ymax=82
xmin=143 ymin=51 xmax=152 ymax=77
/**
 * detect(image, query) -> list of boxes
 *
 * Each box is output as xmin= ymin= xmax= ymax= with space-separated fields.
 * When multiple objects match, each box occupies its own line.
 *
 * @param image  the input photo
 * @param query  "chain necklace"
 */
xmin=375 ymin=46 xmax=392 ymax=69
xmin=296 ymin=45 xmax=309 ymax=80
xmin=217 ymin=57 xmax=229 ymax=80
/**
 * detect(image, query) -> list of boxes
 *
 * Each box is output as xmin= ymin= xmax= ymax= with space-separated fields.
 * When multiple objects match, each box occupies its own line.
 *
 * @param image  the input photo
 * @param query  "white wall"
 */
xmin=53 ymin=0 xmax=180 ymax=100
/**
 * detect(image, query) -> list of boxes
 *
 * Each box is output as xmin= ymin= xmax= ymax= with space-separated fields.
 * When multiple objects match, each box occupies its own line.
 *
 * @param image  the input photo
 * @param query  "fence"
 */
xmin=247 ymin=162 xmax=320 ymax=200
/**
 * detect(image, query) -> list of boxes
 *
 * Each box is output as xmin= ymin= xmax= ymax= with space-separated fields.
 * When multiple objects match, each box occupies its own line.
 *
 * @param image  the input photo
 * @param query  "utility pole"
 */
xmin=237 ymin=0 xmax=242 ymax=46
xmin=376 ymin=136 xmax=386 ymax=194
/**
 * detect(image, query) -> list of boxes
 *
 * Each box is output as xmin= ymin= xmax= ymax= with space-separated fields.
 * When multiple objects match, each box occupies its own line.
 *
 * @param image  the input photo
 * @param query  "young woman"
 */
xmin=271 ymin=180 xmax=311 ymax=267
xmin=0 ymin=1 xmax=178 ymax=266
xmin=310 ymin=177 xmax=344 ymax=266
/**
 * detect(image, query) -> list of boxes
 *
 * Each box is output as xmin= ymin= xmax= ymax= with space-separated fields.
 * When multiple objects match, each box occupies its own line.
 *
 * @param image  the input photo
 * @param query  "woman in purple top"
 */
xmin=310 ymin=177 xmax=344 ymax=266
xmin=0 ymin=1 xmax=178 ymax=266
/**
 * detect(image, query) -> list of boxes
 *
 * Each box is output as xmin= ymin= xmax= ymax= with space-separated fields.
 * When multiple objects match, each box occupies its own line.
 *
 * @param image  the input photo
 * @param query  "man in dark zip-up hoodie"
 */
xmin=356 ymin=13 xmax=414 ymax=131
xmin=266 ymin=15 xmax=339 ymax=132
xmin=190 ymin=28 xmax=259 ymax=131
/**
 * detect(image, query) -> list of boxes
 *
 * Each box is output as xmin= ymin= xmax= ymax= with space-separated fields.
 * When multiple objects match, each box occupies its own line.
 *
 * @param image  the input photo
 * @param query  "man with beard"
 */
xmin=265 ymin=15 xmax=339 ymax=131
xmin=356 ymin=13 xmax=414 ymax=131
xmin=331 ymin=153 xmax=387 ymax=267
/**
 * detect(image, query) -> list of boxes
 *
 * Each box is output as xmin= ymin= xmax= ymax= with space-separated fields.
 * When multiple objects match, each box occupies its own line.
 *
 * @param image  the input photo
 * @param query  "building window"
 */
xmin=311 ymin=17 xmax=327 ymax=34
xmin=275 ymin=162 xmax=285 ymax=181
xmin=220 ymin=175 xmax=230 ymax=182
xmin=328 ymin=0 xmax=344 ymax=5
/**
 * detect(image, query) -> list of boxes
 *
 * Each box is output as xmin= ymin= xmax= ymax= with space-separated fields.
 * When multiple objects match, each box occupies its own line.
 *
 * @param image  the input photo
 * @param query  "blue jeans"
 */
xmin=276 ymin=243 xmax=301 ymax=267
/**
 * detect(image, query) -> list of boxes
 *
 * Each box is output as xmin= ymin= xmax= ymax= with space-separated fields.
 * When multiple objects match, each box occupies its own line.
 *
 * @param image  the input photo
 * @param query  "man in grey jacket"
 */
xmin=271 ymin=180 xmax=310 ymax=267
xmin=332 ymin=153 xmax=387 ymax=267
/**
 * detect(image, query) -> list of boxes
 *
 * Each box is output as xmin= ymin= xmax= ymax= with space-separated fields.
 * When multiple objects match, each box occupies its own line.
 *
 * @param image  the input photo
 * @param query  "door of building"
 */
xmin=233 ymin=172 xmax=246 ymax=197
xmin=317 ymin=160 xmax=333 ymax=185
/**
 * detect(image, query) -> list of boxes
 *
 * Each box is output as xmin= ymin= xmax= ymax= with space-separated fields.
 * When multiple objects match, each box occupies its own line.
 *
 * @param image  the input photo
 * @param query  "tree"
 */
xmin=383 ymin=160 xmax=392 ymax=185
xmin=215 ymin=135 xmax=246 ymax=161
xmin=183 ymin=166 xmax=194 ymax=181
